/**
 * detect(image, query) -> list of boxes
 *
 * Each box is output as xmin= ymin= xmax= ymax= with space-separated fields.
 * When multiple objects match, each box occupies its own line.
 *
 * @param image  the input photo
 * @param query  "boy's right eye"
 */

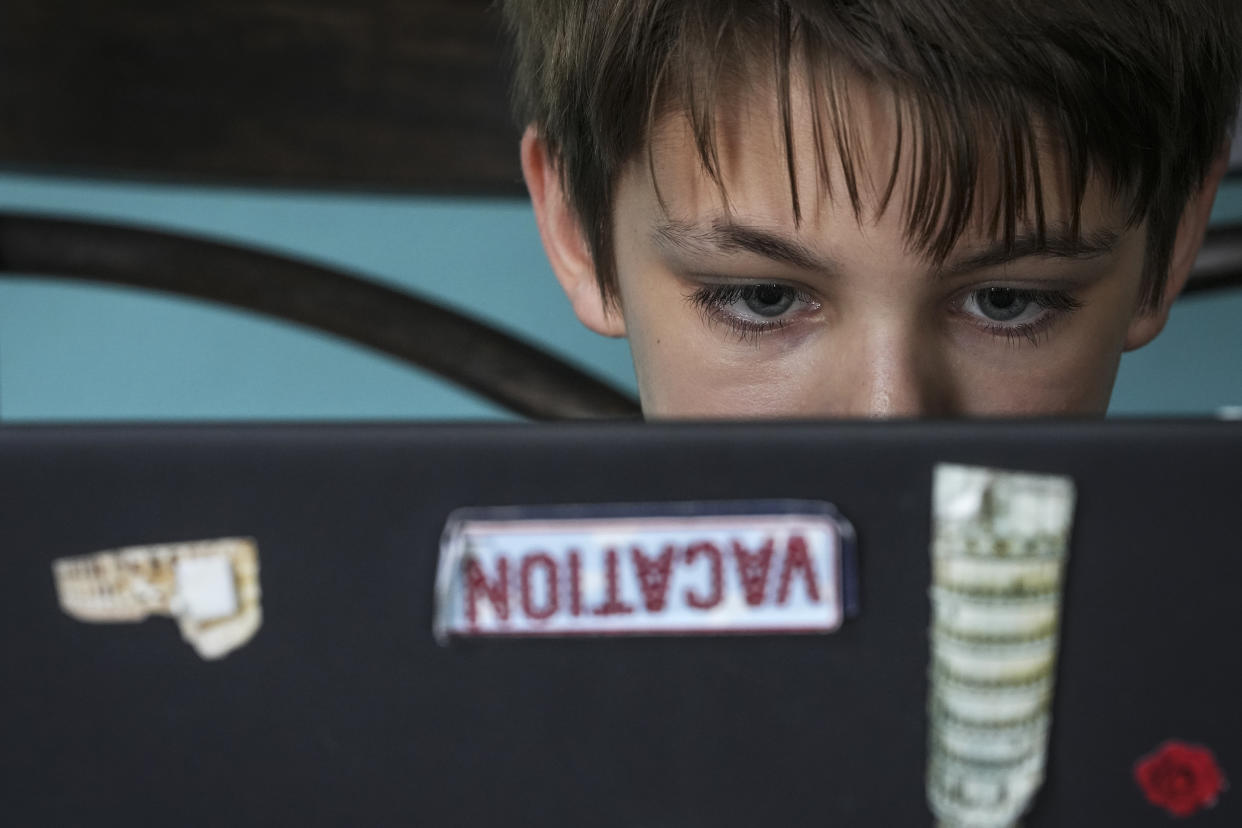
xmin=687 ymin=283 xmax=820 ymax=339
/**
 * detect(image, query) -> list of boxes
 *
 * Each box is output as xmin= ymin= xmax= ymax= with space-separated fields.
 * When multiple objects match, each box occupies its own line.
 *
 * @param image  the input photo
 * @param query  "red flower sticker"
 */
xmin=1135 ymin=741 xmax=1227 ymax=818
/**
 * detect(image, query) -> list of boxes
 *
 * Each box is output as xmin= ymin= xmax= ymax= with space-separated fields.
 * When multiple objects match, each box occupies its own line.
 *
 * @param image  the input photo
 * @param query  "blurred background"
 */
xmin=1 ymin=0 xmax=1239 ymax=422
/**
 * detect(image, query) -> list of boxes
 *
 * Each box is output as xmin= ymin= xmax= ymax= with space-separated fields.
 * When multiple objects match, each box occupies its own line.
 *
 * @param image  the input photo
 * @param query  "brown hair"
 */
xmin=503 ymin=0 xmax=1242 ymax=310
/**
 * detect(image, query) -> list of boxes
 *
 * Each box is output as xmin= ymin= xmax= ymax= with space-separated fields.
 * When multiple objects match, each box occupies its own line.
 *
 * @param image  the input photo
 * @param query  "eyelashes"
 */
xmin=957 ymin=288 xmax=1085 ymax=346
xmin=687 ymin=283 xmax=818 ymax=342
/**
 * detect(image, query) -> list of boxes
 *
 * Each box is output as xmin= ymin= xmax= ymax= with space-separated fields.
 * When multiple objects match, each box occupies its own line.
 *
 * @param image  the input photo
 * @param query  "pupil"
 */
xmin=988 ymin=288 xmax=1017 ymax=309
xmin=754 ymin=285 xmax=784 ymax=306
xmin=743 ymin=285 xmax=794 ymax=317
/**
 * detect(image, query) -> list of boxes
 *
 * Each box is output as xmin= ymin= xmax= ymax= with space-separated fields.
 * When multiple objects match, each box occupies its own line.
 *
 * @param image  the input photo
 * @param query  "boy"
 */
xmin=503 ymin=1 xmax=1242 ymax=417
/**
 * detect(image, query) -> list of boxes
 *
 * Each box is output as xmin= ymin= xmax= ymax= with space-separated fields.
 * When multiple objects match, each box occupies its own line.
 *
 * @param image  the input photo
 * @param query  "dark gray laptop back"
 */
xmin=2 ymin=421 xmax=1238 ymax=826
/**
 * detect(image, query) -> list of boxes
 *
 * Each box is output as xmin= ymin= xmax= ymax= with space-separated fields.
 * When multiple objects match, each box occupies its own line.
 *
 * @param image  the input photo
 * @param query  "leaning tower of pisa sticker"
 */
xmin=926 ymin=464 xmax=1076 ymax=827
xmin=53 ymin=537 xmax=262 ymax=660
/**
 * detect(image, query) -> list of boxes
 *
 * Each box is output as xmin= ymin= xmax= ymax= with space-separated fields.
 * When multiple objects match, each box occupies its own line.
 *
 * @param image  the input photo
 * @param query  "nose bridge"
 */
xmin=838 ymin=318 xmax=944 ymax=418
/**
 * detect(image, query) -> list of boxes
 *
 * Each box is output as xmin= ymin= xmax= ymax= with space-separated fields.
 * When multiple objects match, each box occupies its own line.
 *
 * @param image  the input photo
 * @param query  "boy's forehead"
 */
xmin=630 ymin=70 xmax=1129 ymax=263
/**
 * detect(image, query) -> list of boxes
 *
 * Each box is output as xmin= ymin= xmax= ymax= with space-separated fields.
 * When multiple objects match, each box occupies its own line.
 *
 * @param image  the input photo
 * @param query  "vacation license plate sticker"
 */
xmin=433 ymin=500 xmax=858 ymax=642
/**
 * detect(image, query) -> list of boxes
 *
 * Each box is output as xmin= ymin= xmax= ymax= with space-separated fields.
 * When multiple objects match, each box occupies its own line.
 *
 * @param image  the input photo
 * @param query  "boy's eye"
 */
xmin=689 ymin=283 xmax=818 ymax=336
xmin=961 ymin=287 xmax=1081 ymax=326
xmin=686 ymin=282 xmax=821 ymax=341
xmin=957 ymin=286 xmax=1084 ymax=344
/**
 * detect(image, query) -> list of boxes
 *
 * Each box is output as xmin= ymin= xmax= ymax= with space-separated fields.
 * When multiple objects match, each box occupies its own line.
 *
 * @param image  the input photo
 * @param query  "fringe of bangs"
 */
xmin=652 ymin=4 xmax=1112 ymax=265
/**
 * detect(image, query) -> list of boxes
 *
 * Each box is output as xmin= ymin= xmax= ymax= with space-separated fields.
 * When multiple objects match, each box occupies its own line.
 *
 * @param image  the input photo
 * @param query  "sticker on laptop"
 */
xmin=52 ymin=537 xmax=263 ymax=660
xmin=433 ymin=501 xmax=858 ymax=642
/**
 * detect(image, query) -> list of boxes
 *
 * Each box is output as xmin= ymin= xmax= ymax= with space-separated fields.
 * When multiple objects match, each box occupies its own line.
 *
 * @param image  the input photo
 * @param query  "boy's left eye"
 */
xmin=959 ymin=286 xmax=1083 ymax=330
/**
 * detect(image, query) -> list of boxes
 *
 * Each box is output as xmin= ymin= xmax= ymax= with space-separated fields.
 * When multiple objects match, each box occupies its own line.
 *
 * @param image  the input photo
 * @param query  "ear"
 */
xmin=1125 ymin=146 xmax=1230 ymax=350
xmin=520 ymin=127 xmax=626 ymax=337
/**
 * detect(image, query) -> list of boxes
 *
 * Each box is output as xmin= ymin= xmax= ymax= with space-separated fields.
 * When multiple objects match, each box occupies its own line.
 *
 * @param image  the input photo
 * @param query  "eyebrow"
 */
xmin=653 ymin=219 xmax=1123 ymax=276
xmin=652 ymin=219 xmax=833 ymax=272
xmin=938 ymin=228 xmax=1122 ymax=277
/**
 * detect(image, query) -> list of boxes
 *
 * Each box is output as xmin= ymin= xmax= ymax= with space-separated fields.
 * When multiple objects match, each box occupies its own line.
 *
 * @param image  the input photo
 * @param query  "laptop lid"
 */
xmin=2 ymin=421 xmax=1238 ymax=826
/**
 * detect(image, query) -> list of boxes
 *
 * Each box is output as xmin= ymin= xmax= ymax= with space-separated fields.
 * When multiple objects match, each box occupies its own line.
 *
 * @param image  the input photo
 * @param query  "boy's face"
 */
xmin=525 ymin=77 xmax=1218 ymax=418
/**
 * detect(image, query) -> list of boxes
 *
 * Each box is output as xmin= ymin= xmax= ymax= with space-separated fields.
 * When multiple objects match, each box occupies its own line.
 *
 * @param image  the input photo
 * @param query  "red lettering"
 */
xmin=732 ymin=538 xmax=775 ymax=606
xmin=631 ymin=544 xmax=675 ymax=612
xmin=568 ymin=550 xmax=583 ymax=617
xmin=520 ymin=552 xmax=559 ymax=620
xmin=465 ymin=557 xmax=509 ymax=625
xmin=592 ymin=548 xmax=634 ymax=616
xmin=684 ymin=541 xmax=723 ymax=610
xmin=777 ymin=535 xmax=821 ymax=604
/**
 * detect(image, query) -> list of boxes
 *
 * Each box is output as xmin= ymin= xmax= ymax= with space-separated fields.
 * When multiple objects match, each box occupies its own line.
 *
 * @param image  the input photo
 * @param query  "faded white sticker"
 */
xmin=53 ymin=537 xmax=262 ymax=660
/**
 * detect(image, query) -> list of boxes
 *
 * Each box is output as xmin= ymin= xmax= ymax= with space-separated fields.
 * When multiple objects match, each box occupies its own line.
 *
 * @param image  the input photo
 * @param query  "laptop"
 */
xmin=2 ymin=420 xmax=1238 ymax=826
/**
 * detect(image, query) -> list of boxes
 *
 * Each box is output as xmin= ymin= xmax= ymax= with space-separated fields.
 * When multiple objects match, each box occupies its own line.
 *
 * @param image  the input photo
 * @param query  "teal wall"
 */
xmin=0 ymin=173 xmax=634 ymax=420
xmin=0 ymin=171 xmax=1239 ymax=420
